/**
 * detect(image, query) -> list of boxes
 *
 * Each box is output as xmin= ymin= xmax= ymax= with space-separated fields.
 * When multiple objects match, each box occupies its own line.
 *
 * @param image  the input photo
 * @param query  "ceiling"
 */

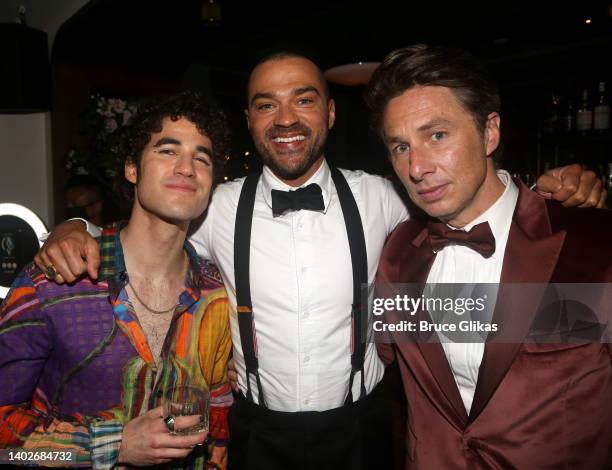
xmin=53 ymin=1 xmax=612 ymax=78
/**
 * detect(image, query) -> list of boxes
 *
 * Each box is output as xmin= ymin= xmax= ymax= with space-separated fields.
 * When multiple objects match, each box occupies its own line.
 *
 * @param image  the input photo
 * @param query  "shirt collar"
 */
xmin=456 ymin=170 xmax=519 ymax=259
xmin=260 ymin=158 xmax=333 ymax=215
xmin=99 ymin=221 xmax=203 ymax=307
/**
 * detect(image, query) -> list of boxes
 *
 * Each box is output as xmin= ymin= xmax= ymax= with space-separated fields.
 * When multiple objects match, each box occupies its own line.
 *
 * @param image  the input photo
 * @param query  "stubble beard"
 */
xmin=254 ymin=124 xmax=328 ymax=181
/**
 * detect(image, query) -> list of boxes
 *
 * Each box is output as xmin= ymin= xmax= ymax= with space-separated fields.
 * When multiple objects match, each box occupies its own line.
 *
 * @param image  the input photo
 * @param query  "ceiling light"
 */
xmin=324 ymin=62 xmax=380 ymax=87
xmin=202 ymin=0 xmax=222 ymax=24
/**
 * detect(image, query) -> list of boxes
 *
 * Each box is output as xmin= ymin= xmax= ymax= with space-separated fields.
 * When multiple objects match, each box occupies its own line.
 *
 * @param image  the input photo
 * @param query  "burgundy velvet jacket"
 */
xmin=377 ymin=181 xmax=612 ymax=469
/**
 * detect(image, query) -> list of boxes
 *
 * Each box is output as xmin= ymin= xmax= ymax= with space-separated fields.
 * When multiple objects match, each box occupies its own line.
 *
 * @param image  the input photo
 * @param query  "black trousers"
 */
xmin=228 ymin=381 xmax=395 ymax=470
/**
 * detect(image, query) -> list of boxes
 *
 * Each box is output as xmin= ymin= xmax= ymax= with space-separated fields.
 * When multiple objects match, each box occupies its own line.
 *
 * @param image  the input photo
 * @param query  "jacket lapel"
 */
xmin=468 ymin=181 xmax=567 ymax=423
xmin=398 ymin=225 xmax=469 ymax=427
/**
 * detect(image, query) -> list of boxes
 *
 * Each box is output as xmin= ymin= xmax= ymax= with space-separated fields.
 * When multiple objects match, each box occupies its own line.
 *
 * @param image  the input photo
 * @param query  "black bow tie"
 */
xmin=271 ymin=183 xmax=325 ymax=217
xmin=427 ymin=220 xmax=496 ymax=259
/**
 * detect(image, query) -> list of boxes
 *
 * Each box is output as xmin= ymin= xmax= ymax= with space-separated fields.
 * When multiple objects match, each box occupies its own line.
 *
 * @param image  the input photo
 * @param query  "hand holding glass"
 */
xmin=162 ymin=386 xmax=209 ymax=436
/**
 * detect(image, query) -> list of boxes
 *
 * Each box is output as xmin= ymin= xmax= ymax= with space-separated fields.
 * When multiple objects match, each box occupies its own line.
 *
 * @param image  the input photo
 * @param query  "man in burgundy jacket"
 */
xmin=366 ymin=44 xmax=612 ymax=469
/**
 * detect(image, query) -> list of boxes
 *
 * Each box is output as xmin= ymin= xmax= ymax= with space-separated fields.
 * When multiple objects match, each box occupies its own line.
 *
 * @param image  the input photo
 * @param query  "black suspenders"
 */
xmin=234 ymin=173 xmax=265 ymax=405
xmin=234 ymin=168 xmax=368 ymax=408
xmin=330 ymin=168 xmax=368 ymax=405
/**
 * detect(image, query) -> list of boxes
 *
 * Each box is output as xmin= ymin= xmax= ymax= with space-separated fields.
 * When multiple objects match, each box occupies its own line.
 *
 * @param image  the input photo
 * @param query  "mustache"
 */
xmin=266 ymin=123 xmax=312 ymax=139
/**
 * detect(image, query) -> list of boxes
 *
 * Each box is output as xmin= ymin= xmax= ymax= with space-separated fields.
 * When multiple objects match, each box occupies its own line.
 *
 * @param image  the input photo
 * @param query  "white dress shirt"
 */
xmin=190 ymin=160 xmax=408 ymax=411
xmin=426 ymin=170 xmax=519 ymax=414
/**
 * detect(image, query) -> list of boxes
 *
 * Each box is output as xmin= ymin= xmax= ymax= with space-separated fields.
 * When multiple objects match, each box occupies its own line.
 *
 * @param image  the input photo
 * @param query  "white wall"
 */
xmin=0 ymin=113 xmax=53 ymax=226
xmin=0 ymin=0 xmax=90 ymax=227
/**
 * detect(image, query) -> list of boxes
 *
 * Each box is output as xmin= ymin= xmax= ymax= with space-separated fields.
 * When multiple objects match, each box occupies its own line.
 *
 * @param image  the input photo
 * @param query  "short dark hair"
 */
xmin=365 ymin=44 xmax=500 ymax=137
xmin=248 ymin=51 xmax=330 ymax=101
xmin=119 ymin=91 xmax=231 ymax=200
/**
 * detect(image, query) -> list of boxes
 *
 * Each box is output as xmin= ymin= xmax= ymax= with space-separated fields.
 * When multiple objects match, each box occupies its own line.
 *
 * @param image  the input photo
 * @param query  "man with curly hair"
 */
xmin=0 ymin=92 xmax=233 ymax=469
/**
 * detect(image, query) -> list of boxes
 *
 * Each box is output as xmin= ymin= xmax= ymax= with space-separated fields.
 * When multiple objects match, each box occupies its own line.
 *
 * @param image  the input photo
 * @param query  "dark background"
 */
xmin=48 ymin=0 xmax=612 ymax=220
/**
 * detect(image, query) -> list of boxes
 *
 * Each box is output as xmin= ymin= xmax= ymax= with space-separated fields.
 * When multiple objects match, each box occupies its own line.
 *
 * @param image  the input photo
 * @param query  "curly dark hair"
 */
xmin=365 ymin=44 xmax=500 ymax=138
xmin=118 ymin=91 xmax=231 ymax=200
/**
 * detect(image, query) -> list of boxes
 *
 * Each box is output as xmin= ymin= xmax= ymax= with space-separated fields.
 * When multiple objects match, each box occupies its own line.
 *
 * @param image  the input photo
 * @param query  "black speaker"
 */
xmin=0 ymin=23 xmax=51 ymax=113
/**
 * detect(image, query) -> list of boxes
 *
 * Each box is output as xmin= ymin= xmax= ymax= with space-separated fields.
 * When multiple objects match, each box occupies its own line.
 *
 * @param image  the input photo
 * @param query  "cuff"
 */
xmin=88 ymin=419 xmax=123 ymax=470
xmin=39 ymin=218 xmax=102 ymax=243
xmin=69 ymin=218 xmax=102 ymax=238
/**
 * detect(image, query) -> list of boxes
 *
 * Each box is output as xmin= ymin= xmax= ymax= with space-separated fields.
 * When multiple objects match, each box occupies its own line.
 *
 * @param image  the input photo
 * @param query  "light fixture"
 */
xmin=324 ymin=62 xmax=380 ymax=87
xmin=201 ymin=0 xmax=222 ymax=24
xmin=0 ymin=203 xmax=47 ymax=299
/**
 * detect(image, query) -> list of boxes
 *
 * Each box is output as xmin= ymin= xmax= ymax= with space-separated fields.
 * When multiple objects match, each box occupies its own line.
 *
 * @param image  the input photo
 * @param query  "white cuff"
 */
xmin=71 ymin=217 xmax=102 ymax=238
xmin=38 ymin=218 xmax=102 ymax=243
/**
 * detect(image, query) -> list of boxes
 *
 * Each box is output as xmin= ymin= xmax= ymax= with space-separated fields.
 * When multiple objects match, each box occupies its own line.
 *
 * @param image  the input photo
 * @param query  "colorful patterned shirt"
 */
xmin=0 ymin=224 xmax=232 ymax=469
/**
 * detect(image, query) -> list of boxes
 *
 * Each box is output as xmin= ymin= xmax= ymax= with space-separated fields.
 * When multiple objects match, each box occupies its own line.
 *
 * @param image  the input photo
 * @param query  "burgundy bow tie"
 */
xmin=427 ymin=220 xmax=496 ymax=259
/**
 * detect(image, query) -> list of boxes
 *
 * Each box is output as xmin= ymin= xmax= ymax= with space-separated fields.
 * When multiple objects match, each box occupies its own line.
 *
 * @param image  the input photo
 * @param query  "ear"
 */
xmin=484 ymin=112 xmax=501 ymax=157
xmin=327 ymin=98 xmax=336 ymax=130
xmin=244 ymin=108 xmax=250 ymax=130
xmin=125 ymin=159 xmax=137 ymax=184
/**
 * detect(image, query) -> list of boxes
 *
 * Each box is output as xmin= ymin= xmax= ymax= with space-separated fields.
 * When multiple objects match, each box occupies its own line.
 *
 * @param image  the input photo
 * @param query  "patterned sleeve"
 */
xmin=198 ymin=292 xmax=232 ymax=470
xmin=0 ymin=268 xmax=123 ymax=469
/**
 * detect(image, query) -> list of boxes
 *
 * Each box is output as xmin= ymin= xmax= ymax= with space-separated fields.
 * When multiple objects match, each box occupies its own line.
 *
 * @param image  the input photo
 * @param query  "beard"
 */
xmin=253 ymin=122 xmax=328 ymax=181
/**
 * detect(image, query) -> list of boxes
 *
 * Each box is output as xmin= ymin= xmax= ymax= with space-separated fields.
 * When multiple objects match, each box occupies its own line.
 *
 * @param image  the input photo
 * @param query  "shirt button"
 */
xmin=302 ymin=266 xmax=308 ymax=273
xmin=304 ymin=355 xmax=310 ymax=363
xmin=302 ymin=311 xmax=310 ymax=319
xmin=303 ymin=399 xmax=310 ymax=405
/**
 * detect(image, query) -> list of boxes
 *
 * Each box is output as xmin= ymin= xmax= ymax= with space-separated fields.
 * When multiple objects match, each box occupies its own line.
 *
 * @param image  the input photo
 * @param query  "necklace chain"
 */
xmin=127 ymin=281 xmax=177 ymax=314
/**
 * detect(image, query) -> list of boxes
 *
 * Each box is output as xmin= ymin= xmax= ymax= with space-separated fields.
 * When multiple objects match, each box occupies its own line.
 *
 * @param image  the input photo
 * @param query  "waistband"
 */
xmin=233 ymin=380 xmax=384 ymax=427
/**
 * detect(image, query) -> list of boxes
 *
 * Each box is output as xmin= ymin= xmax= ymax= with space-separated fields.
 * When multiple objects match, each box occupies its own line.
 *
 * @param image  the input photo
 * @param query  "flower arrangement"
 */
xmin=66 ymin=95 xmax=137 ymax=187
